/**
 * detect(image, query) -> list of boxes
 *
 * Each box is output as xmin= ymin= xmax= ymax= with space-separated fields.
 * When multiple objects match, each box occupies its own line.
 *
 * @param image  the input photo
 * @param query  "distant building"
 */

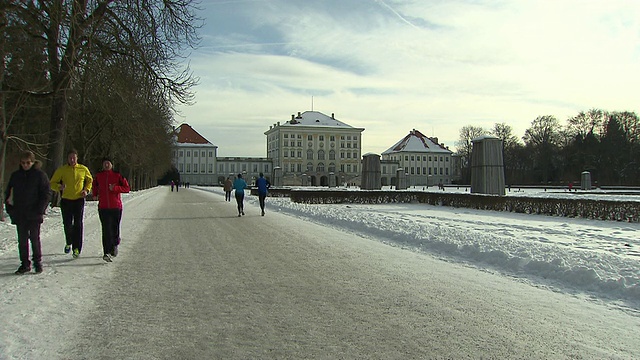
xmin=172 ymin=124 xmax=218 ymax=185
xmin=380 ymin=159 xmax=400 ymax=187
xmin=216 ymin=157 xmax=272 ymax=186
xmin=174 ymin=119 xmax=453 ymax=188
xmin=451 ymin=153 xmax=464 ymax=183
xmin=264 ymin=111 xmax=365 ymax=186
xmin=381 ymin=129 xmax=453 ymax=187
xmin=173 ymin=124 xmax=271 ymax=186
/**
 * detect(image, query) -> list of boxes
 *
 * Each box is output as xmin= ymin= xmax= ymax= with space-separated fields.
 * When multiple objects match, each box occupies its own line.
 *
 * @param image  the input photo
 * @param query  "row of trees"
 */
xmin=1 ymin=1 xmax=201 ymax=192
xmin=456 ymin=109 xmax=640 ymax=186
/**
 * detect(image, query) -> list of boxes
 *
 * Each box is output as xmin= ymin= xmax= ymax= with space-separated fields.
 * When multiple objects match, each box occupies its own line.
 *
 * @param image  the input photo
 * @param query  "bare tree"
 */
xmin=490 ymin=123 xmax=524 ymax=185
xmin=491 ymin=123 xmax=520 ymax=150
xmin=1 ymin=3 xmax=53 ymax=216
xmin=523 ymin=115 xmax=562 ymax=183
xmin=523 ymin=115 xmax=561 ymax=148
xmin=455 ymin=125 xmax=487 ymax=183
xmin=9 ymin=1 xmax=200 ymax=174
xmin=565 ymin=108 xmax=607 ymax=141
xmin=455 ymin=125 xmax=487 ymax=159
xmin=612 ymin=111 xmax=640 ymax=145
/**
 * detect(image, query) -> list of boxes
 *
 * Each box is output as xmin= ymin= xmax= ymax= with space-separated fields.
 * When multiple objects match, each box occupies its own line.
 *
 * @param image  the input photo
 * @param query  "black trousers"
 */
xmin=258 ymin=193 xmax=267 ymax=211
xmin=60 ymin=198 xmax=85 ymax=253
xmin=225 ymin=191 xmax=231 ymax=201
xmin=235 ymin=192 xmax=244 ymax=214
xmin=98 ymin=208 xmax=122 ymax=255
xmin=17 ymin=221 xmax=42 ymax=268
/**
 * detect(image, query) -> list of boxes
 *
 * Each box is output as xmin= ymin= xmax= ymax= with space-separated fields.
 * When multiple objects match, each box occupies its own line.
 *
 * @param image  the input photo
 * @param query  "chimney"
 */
xmin=277 ymin=121 xmax=280 ymax=126
xmin=291 ymin=114 xmax=294 ymax=121
xmin=331 ymin=113 xmax=335 ymax=119
xmin=297 ymin=111 xmax=301 ymax=118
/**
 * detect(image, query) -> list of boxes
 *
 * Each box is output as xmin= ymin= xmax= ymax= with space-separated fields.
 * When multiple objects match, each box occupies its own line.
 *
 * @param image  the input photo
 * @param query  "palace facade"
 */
xmin=172 ymin=112 xmax=457 ymax=188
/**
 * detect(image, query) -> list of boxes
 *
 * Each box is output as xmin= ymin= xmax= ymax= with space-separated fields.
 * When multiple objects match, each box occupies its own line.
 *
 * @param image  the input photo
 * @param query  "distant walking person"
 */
xmin=5 ymin=151 xmax=51 ymax=274
xmin=256 ymin=173 xmax=271 ymax=216
xmin=233 ymin=174 xmax=247 ymax=217
xmin=50 ymin=149 xmax=93 ymax=258
xmin=93 ymin=157 xmax=130 ymax=262
xmin=224 ymin=177 xmax=233 ymax=202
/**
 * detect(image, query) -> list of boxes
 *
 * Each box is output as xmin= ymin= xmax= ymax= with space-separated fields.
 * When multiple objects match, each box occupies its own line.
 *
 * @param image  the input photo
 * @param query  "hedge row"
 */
xmin=280 ymin=189 xmax=640 ymax=222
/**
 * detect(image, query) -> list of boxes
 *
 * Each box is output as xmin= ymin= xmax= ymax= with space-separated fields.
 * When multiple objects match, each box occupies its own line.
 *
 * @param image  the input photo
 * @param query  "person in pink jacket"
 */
xmin=92 ymin=157 xmax=130 ymax=262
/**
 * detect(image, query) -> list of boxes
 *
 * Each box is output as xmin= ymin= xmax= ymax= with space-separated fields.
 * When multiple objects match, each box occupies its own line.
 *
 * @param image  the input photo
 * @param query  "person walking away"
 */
xmin=92 ymin=157 xmax=130 ymax=262
xmin=171 ymin=180 xmax=175 ymax=192
xmin=4 ymin=151 xmax=51 ymax=274
xmin=50 ymin=149 xmax=93 ymax=258
xmin=256 ymin=172 xmax=271 ymax=216
xmin=224 ymin=177 xmax=232 ymax=202
xmin=233 ymin=174 xmax=247 ymax=216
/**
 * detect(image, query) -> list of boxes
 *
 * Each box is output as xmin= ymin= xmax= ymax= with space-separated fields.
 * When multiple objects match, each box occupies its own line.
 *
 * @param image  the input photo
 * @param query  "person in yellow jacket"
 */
xmin=50 ymin=149 xmax=93 ymax=258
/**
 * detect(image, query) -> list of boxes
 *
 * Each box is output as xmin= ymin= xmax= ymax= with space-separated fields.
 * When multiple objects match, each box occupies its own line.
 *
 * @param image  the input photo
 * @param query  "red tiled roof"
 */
xmin=392 ymin=129 xmax=432 ymax=151
xmin=383 ymin=129 xmax=450 ymax=154
xmin=175 ymin=123 xmax=211 ymax=144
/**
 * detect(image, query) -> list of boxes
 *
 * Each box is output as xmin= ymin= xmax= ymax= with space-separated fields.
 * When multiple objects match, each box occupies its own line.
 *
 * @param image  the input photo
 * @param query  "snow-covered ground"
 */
xmin=203 ymin=185 xmax=640 ymax=311
xmin=0 ymin=185 xmax=638 ymax=358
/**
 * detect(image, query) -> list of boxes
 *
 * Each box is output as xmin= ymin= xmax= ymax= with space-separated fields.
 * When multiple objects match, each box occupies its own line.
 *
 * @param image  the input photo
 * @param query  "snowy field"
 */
xmin=201 ymin=185 xmax=640 ymax=312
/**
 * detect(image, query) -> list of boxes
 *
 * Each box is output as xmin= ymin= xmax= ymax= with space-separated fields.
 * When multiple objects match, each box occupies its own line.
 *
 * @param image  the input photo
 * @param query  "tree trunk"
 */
xmin=44 ymin=0 xmax=95 ymax=175
xmin=0 ymin=7 xmax=7 ymax=221
xmin=45 ymin=92 xmax=68 ymax=175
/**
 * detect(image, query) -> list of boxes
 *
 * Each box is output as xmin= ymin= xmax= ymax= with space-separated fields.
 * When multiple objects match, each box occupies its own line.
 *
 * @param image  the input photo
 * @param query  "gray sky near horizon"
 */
xmin=176 ymin=0 xmax=640 ymax=157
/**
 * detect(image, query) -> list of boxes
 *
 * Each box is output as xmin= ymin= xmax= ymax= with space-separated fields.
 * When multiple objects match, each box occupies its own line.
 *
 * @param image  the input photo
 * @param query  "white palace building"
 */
xmin=264 ymin=111 xmax=364 ymax=186
xmin=172 ymin=110 xmax=456 ymax=187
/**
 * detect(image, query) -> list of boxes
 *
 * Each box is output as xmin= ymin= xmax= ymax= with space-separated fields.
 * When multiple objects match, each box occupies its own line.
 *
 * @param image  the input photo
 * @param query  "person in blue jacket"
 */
xmin=256 ymin=173 xmax=271 ymax=216
xmin=233 ymin=173 xmax=247 ymax=217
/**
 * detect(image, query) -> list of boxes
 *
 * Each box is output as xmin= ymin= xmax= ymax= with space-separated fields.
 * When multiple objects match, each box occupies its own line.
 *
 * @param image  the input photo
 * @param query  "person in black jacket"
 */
xmin=4 ymin=151 xmax=51 ymax=274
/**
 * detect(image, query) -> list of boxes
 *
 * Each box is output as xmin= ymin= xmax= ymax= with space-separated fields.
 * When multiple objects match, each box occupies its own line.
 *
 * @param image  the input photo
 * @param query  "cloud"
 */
xmin=179 ymin=0 xmax=640 ymax=157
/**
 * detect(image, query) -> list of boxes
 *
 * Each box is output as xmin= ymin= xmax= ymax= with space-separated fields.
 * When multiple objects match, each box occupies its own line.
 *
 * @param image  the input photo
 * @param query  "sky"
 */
xmin=0 ymin=186 xmax=639 ymax=357
xmin=175 ymin=0 xmax=640 ymax=157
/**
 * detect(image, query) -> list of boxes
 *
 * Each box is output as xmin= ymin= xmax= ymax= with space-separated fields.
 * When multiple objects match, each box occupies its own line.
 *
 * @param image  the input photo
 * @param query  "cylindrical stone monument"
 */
xmin=581 ymin=171 xmax=592 ymax=190
xmin=273 ymin=166 xmax=282 ymax=187
xmin=361 ymin=153 xmax=382 ymax=190
xmin=470 ymin=135 xmax=505 ymax=195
